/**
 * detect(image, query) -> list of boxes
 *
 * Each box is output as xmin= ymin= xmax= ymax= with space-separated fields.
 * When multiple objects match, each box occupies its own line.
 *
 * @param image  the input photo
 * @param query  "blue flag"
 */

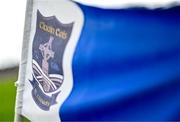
xmin=60 ymin=3 xmax=180 ymax=121
xmin=16 ymin=0 xmax=180 ymax=121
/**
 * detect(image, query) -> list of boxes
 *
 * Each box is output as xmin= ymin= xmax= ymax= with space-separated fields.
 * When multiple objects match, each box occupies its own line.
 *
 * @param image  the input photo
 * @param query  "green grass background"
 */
xmin=0 ymin=75 xmax=17 ymax=122
xmin=0 ymin=74 xmax=29 ymax=122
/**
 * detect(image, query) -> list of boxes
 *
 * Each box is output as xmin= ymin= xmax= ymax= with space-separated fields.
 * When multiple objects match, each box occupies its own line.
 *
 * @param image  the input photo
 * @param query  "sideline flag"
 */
xmin=15 ymin=0 xmax=180 ymax=121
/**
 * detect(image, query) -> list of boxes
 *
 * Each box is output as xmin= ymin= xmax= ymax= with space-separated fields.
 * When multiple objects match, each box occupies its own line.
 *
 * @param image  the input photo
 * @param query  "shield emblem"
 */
xmin=30 ymin=10 xmax=73 ymax=110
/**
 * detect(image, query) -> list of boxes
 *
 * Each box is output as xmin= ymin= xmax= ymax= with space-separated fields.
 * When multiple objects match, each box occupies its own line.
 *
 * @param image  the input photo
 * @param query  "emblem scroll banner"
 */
xmin=30 ymin=79 xmax=59 ymax=111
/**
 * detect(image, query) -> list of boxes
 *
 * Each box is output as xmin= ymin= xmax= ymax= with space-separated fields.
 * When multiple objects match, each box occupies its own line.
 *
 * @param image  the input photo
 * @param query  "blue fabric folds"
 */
xmin=60 ymin=4 xmax=180 ymax=121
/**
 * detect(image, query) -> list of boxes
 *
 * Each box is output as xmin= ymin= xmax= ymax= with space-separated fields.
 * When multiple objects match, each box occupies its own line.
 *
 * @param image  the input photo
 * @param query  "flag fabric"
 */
xmin=15 ymin=0 xmax=180 ymax=121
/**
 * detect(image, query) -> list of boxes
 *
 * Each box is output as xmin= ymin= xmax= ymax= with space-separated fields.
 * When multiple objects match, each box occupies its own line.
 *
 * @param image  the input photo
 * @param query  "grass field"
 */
xmin=0 ymin=67 xmax=30 ymax=122
xmin=0 ymin=74 xmax=17 ymax=122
